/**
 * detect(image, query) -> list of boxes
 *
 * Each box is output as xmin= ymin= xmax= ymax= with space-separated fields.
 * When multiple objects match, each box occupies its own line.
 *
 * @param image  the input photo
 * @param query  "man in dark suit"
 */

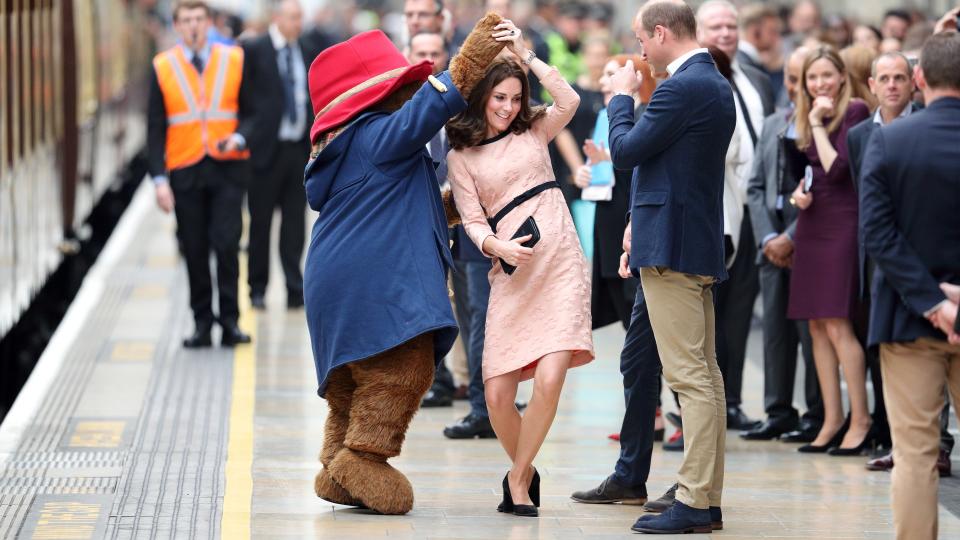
xmin=740 ymin=46 xmax=823 ymax=443
xmin=846 ymin=50 xmax=929 ymax=468
xmin=696 ymin=0 xmax=775 ymax=431
xmin=242 ymin=0 xmax=319 ymax=310
xmin=606 ymin=1 xmax=735 ymax=534
xmin=149 ymin=0 xmax=253 ymax=348
xmin=859 ymin=31 xmax=960 ymax=540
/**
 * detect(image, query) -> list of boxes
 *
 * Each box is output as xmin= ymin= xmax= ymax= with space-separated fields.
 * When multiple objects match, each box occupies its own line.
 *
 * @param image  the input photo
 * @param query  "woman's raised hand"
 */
xmin=493 ymin=20 xmax=527 ymax=58
xmin=583 ymin=139 xmax=608 ymax=164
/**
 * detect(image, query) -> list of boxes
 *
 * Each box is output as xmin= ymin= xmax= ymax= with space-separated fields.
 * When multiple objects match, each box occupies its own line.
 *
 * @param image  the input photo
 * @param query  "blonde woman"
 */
xmin=788 ymin=46 xmax=872 ymax=455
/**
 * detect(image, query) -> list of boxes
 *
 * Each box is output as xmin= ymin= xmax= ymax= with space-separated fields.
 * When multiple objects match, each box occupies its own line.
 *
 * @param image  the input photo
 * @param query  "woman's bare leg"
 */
xmin=823 ymin=318 xmax=871 ymax=447
xmin=508 ymin=351 xmax=572 ymax=505
xmin=809 ymin=319 xmax=845 ymax=446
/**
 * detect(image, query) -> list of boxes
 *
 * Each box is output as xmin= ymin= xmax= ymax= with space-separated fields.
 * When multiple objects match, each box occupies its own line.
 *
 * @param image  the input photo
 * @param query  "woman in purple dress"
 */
xmin=788 ymin=46 xmax=872 ymax=455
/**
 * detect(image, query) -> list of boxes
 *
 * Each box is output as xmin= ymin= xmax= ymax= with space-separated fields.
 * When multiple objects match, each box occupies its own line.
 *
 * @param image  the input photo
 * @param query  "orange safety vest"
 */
xmin=153 ymin=43 xmax=250 ymax=171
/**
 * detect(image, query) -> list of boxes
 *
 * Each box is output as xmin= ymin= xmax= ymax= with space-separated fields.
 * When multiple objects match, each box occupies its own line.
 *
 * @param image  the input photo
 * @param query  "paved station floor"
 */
xmin=1 ymin=182 xmax=959 ymax=539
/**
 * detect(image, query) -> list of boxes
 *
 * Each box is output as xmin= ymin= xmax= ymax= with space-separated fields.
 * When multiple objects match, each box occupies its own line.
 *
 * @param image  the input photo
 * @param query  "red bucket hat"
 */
xmin=309 ymin=30 xmax=433 ymax=143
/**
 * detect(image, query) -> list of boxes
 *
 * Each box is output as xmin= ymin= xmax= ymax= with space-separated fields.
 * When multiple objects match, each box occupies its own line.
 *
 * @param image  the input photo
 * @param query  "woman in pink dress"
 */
xmin=446 ymin=21 xmax=594 ymax=518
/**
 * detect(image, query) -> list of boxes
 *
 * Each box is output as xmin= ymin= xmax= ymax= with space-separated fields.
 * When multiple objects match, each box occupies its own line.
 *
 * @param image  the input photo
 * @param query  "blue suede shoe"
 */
xmin=631 ymin=501 xmax=712 ymax=534
xmin=710 ymin=506 xmax=722 ymax=530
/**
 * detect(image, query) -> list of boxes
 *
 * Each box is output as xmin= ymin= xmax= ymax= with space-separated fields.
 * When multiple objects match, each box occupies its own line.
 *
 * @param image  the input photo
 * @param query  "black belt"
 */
xmin=487 ymin=181 xmax=559 ymax=233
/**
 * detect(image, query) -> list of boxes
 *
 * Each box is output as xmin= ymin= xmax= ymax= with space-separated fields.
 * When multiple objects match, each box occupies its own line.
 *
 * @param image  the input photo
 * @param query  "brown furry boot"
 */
xmin=450 ymin=13 xmax=506 ymax=98
xmin=314 ymin=366 xmax=365 ymax=507
xmin=327 ymin=334 xmax=435 ymax=514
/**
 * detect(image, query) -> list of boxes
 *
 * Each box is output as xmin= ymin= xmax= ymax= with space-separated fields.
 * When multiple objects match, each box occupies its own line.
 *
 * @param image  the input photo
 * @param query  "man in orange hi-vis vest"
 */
xmin=147 ymin=0 xmax=255 ymax=348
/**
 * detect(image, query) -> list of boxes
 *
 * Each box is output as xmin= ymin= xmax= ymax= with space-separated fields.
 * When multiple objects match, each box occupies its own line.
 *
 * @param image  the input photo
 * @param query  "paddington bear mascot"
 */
xmin=304 ymin=14 xmax=505 ymax=515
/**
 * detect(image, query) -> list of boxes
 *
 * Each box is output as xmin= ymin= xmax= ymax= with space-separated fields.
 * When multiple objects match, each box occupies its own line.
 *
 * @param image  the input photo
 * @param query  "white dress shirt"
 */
xmin=667 ymin=47 xmax=709 ymax=76
xmin=269 ymin=24 xmax=308 ymax=141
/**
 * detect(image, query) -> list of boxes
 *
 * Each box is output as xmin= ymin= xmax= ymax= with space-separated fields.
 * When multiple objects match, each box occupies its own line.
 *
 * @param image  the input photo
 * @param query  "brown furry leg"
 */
xmin=328 ymin=334 xmax=435 ymax=514
xmin=315 ymin=366 xmax=364 ymax=506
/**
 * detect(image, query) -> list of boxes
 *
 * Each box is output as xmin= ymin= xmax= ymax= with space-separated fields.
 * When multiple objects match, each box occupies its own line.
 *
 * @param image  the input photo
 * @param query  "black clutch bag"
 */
xmin=500 ymin=216 xmax=541 ymax=275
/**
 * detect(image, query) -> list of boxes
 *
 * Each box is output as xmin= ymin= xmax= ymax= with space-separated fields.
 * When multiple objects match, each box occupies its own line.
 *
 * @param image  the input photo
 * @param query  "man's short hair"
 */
xmin=920 ymin=31 xmax=960 ymax=90
xmin=408 ymin=30 xmax=449 ymax=52
xmin=404 ymin=0 xmax=443 ymax=15
xmin=696 ymin=0 xmax=738 ymax=24
xmin=883 ymin=9 xmax=911 ymax=24
xmin=739 ymin=3 xmax=777 ymax=31
xmin=640 ymin=1 xmax=698 ymax=41
xmin=173 ymin=0 xmax=211 ymax=21
xmin=870 ymin=51 xmax=911 ymax=78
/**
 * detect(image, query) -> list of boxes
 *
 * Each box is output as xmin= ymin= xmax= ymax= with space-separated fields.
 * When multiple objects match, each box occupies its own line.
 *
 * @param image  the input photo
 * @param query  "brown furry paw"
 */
xmin=328 ymin=448 xmax=414 ymax=515
xmin=442 ymin=188 xmax=461 ymax=226
xmin=315 ymin=468 xmax=366 ymax=507
xmin=450 ymin=12 xmax=505 ymax=98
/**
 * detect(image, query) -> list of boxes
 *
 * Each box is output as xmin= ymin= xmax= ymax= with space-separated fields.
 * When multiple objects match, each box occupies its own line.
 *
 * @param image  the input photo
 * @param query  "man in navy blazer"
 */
xmin=606 ymin=1 xmax=735 ymax=534
xmin=859 ymin=31 xmax=960 ymax=540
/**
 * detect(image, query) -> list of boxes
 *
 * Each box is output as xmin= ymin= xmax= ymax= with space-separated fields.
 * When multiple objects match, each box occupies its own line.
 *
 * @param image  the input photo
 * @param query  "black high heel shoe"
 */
xmin=497 ymin=474 xmax=513 ymax=513
xmin=497 ymin=471 xmax=540 ymax=517
xmin=529 ymin=468 xmax=540 ymax=508
xmin=798 ymin=419 xmax=849 ymax=453
xmin=828 ymin=424 xmax=877 ymax=456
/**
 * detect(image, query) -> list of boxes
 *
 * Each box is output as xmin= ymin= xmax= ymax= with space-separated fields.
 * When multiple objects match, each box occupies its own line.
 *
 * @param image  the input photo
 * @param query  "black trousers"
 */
xmin=758 ymin=260 xmax=823 ymax=428
xmin=248 ymin=140 xmax=308 ymax=298
xmin=715 ymin=210 xmax=760 ymax=408
xmin=611 ymin=283 xmax=660 ymax=492
xmin=170 ymin=158 xmax=248 ymax=327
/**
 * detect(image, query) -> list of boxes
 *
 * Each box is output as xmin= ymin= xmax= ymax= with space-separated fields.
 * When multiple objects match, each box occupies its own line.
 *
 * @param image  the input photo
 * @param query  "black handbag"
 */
xmin=485 ymin=181 xmax=558 ymax=276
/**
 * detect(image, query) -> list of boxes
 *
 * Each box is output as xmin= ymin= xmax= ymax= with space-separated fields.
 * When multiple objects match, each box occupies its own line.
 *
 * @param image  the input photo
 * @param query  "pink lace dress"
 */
xmin=447 ymin=68 xmax=594 ymax=382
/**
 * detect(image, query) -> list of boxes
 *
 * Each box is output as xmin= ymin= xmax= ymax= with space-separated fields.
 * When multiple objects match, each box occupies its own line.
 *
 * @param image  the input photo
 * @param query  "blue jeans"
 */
xmin=452 ymin=259 xmax=492 ymax=417
xmin=612 ymin=283 xmax=662 ymax=490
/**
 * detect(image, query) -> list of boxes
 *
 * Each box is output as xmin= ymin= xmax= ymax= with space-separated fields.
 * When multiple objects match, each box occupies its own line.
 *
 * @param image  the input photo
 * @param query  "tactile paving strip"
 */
xmin=0 ymin=208 xmax=237 ymax=539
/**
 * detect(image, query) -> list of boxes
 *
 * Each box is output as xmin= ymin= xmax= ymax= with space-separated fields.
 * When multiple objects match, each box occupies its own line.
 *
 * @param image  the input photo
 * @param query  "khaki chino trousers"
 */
xmin=640 ymin=266 xmax=726 ymax=509
xmin=881 ymin=338 xmax=960 ymax=540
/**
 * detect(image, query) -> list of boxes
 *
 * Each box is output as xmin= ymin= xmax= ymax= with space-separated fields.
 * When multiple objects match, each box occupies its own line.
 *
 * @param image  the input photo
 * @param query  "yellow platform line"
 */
xmin=222 ymin=253 xmax=256 ymax=539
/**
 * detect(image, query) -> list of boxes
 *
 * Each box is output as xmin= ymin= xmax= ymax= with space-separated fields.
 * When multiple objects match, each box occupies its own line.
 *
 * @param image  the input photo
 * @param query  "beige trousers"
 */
xmin=881 ymin=338 xmax=960 ymax=540
xmin=640 ymin=266 xmax=726 ymax=509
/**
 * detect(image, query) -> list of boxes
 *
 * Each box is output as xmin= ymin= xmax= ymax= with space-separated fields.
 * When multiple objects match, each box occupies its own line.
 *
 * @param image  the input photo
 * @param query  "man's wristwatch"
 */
xmin=521 ymin=49 xmax=536 ymax=65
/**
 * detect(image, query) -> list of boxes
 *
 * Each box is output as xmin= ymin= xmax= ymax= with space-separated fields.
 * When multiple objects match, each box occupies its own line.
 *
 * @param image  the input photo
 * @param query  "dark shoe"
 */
xmin=663 ymin=430 xmax=684 ymax=452
xmin=570 ymin=474 xmax=647 ymax=505
xmin=727 ymin=405 xmax=761 ymax=431
xmin=250 ymin=294 xmax=266 ymax=310
xmin=498 ymin=474 xmax=513 ymax=513
xmin=798 ymin=423 xmax=847 ymax=453
xmin=220 ymin=324 xmax=252 ymax=347
xmin=654 ymin=428 xmax=665 ymax=442
xmin=631 ymin=501 xmax=712 ymax=534
xmin=641 ymin=483 xmax=677 ymax=513
xmin=513 ymin=504 xmax=538 ymax=517
xmin=710 ymin=506 xmax=723 ymax=531
xmin=420 ymin=389 xmax=453 ymax=407
xmin=287 ymin=293 xmax=304 ymax=309
xmin=827 ymin=426 xmax=876 ymax=456
xmin=443 ymin=413 xmax=496 ymax=439
xmin=938 ymin=449 xmax=952 ymax=477
xmin=529 ymin=468 xmax=540 ymax=507
xmin=183 ymin=323 xmax=212 ymax=348
xmin=781 ymin=427 xmax=818 ymax=443
xmin=741 ymin=419 xmax=794 ymax=441
xmin=665 ymin=411 xmax=682 ymax=429
xmin=866 ymin=452 xmax=894 ymax=472
xmin=498 ymin=471 xmax=540 ymax=514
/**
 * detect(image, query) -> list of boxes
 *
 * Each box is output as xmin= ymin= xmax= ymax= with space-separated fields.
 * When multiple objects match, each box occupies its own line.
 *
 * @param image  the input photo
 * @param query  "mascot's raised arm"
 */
xmin=303 ymin=13 xmax=504 ymax=515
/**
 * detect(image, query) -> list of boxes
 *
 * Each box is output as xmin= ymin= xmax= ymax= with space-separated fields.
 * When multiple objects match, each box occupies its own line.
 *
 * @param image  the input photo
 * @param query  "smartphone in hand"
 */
xmin=802 ymin=165 xmax=813 ymax=193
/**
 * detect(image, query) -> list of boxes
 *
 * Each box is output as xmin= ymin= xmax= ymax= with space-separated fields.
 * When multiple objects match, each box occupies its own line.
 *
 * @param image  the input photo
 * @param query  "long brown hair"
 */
xmin=795 ymin=46 xmax=854 ymax=151
xmin=446 ymin=59 xmax=546 ymax=150
xmin=840 ymin=45 xmax=879 ymax=110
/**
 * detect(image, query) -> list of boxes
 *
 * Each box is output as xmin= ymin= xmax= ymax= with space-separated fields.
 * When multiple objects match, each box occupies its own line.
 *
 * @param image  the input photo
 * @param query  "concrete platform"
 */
xmin=2 ymin=181 xmax=959 ymax=539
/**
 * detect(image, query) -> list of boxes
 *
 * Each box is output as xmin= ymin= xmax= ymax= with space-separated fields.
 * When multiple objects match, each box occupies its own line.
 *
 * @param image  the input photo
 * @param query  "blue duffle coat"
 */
xmin=303 ymin=71 xmax=466 ymax=397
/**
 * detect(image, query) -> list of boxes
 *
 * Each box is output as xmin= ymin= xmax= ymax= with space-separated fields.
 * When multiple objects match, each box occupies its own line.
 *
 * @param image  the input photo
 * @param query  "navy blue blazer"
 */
xmin=860 ymin=97 xmax=960 ymax=347
xmin=303 ymin=71 xmax=466 ymax=396
xmin=608 ymin=52 xmax=736 ymax=280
